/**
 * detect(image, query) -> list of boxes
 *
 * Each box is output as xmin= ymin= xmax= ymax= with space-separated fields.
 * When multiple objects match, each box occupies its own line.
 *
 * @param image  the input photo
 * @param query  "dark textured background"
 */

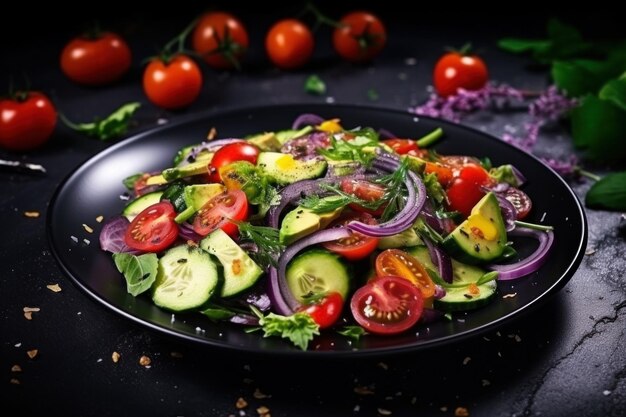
xmin=2 ymin=3 xmax=625 ymax=416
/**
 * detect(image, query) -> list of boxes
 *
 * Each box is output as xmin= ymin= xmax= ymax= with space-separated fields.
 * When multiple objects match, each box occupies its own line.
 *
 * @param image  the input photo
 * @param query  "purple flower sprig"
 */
xmin=412 ymin=83 xmax=582 ymax=178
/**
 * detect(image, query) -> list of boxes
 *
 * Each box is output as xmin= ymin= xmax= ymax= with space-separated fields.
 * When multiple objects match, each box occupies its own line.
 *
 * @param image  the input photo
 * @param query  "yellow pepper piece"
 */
xmin=317 ymin=119 xmax=343 ymax=133
xmin=276 ymin=154 xmax=296 ymax=170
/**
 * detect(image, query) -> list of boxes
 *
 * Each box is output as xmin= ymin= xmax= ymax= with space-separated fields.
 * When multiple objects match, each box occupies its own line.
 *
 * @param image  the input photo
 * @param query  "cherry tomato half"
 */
xmin=446 ymin=164 xmax=491 ymax=217
xmin=298 ymin=292 xmax=344 ymax=329
xmin=382 ymin=139 xmax=419 ymax=155
xmin=322 ymin=212 xmax=379 ymax=261
xmin=333 ymin=11 xmax=386 ymax=62
xmin=208 ymin=142 xmax=260 ymax=183
xmin=424 ymin=162 xmax=453 ymax=187
xmin=192 ymin=12 xmax=249 ymax=70
xmin=265 ymin=19 xmax=314 ymax=70
xmin=433 ymin=51 xmax=489 ymax=97
xmin=0 ymin=92 xmax=57 ymax=151
xmin=143 ymin=54 xmax=203 ymax=110
xmin=340 ymin=178 xmax=386 ymax=216
xmin=61 ymin=32 xmax=131 ymax=86
xmin=375 ymin=249 xmax=435 ymax=299
xmin=124 ymin=202 xmax=179 ymax=252
xmin=503 ymin=187 xmax=532 ymax=219
xmin=350 ymin=276 xmax=424 ymax=335
xmin=192 ymin=190 xmax=249 ymax=237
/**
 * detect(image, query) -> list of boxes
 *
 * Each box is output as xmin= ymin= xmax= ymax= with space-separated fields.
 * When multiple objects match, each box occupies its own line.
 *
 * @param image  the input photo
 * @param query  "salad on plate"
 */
xmin=99 ymin=113 xmax=555 ymax=350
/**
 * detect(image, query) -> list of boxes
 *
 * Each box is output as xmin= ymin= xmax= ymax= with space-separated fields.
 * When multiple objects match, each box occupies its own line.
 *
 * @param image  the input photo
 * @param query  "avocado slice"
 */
xmin=279 ymin=199 xmax=344 ymax=245
xmin=162 ymin=160 xmax=210 ymax=182
xmin=246 ymin=132 xmax=282 ymax=151
xmin=442 ymin=192 xmax=508 ymax=264
xmin=174 ymin=184 xmax=226 ymax=223
xmin=256 ymin=152 xmax=327 ymax=185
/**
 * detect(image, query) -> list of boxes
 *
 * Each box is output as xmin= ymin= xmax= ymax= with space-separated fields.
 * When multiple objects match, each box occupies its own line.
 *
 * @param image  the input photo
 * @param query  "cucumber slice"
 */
xmin=406 ymin=245 xmax=497 ymax=312
xmin=200 ymin=228 xmax=263 ymax=297
xmin=152 ymin=245 xmax=221 ymax=312
xmin=122 ymin=191 xmax=163 ymax=221
xmin=286 ymin=249 xmax=350 ymax=303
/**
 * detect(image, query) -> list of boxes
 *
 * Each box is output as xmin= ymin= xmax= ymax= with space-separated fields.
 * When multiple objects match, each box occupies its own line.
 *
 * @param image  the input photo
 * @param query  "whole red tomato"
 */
xmin=192 ymin=12 xmax=249 ymax=70
xmin=297 ymin=292 xmax=344 ymax=329
xmin=60 ymin=32 xmax=131 ymax=86
xmin=333 ymin=11 xmax=386 ymax=62
xmin=265 ymin=19 xmax=314 ymax=70
xmin=143 ymin=55 xmax=203 ymax=110
xmin=433 ymin=51 xmax=489 ymax=97
xmin=0 ymin=92 xmax=57 ymax=151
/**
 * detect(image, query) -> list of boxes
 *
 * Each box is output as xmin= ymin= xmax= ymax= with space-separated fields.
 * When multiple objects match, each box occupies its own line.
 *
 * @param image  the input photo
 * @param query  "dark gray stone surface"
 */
xmin=1 ymin=6 xmax=624 ymax=416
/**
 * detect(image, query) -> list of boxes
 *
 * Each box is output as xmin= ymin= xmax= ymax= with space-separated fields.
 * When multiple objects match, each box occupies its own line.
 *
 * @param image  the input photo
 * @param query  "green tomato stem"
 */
xmin=416 ymin=127 xmax=444 ymax=148
xmin=514 ymin=220 xmax=554 ymax=232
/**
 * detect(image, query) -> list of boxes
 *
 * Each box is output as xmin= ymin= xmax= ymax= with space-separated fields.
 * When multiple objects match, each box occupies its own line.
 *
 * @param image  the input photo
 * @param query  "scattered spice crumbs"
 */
xmin=112 ymin=351 xmax=121 ymax=363
xmin=502 ymin=293 xmax=517 ymax=299
xmin=207 ymin=127 xmax=217 ymax=140
xmin=378 ymin=362 xmax=389 ymax=370
xmin=95 ymin=215 xmax=104 ymax=223
xmin=170 ymin=351 xmax=183 ymax=359
xmin=455 ymin=406 xmax=470 ymax=416
xmin=26 ymin=349 xmax=38 ymax=359
xmin=462 ymin=357 xmax=471 ymax=365
xmin=139 ymin=355 xmax=151 ymax=366
xmin=482 ymin=379 xmax=491 ymax=386
xmin=10 ymin=378 xmax=20 ymax=385
xmin=82 ymin=224 xmax=94 ymax=233
xmin=46 ymin=284 xmax=62 ymax=293
xmin=23 ymin=307 xmax=40 ymax=320
xmin=354 ymin=386 xmax=375 ymax=395
xmin=235 ymin=397 xmax=248 ymax=409
xmin=585 ymin=248 xmax=596 ymax=255
xmin=11 ymin=365 xmax=22 ymax=372
xmin=253 ymin=388 xmax=270 ymax=399
xmin=256 ymin=405 xmax=270 ymax=416
xmin=440 ymin=406 xmax=448 ymax=412
xmin=24 ymin=211 xmax=40 ymax=218
xmin=377 ymin=408 xmax=392 ymax=415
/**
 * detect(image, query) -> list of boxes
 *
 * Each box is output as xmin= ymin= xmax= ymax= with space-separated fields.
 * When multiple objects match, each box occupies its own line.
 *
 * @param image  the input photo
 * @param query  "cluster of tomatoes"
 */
xmin=0 ymin=7 xmax=491 ymax=153
xmin=60 ymin=10 xmax=387 ymax=111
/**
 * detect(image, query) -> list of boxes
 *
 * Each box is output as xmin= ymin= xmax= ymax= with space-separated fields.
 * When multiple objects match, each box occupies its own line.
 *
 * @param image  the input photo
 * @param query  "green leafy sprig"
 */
xmin=61 ymin=102 xmax=141 ymax=141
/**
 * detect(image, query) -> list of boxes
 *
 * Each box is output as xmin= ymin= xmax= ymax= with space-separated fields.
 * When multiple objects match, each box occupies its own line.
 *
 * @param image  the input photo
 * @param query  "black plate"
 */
xmin=47 ymin=104 xmax=587 ymax=357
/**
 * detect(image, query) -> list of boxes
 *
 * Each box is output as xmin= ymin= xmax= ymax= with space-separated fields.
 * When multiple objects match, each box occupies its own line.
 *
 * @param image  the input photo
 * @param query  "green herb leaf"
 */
xmin=598 ymin=75 xmax=626 ymax=111
xmin=200 ymin=305 xmax=236 ymax=321
xmin=62 ymin=102 xmax=141 ymax=141
xmin=585 ymin=171 xmax=626 ymax=211
xmin=112 ymin=252 xmax=158 ymax=296
xmin=304 ymin=74 xmax=326 ymax=95
xmin=475 ymin=271 xmax=499 ymax=286
xmin=122 ymin=173 xmax=145 ymax=191
xmin=317 ymin=134 xmax=378 ymax=166
xmin=422 ymin=172 xmax=445 ymax=205
xmin=375 ymin=157 xmax=410 ymax=222
xmin=551 ymin=60 xmax=616 ymax=97
xmin=497 ymin=38 xmax=551 ymax=55
xmin=236 ymin=221 xmax=284 ymax=268
xmin=489 ymin=165 xmax=522 ymax=187
xmin=337 ymin=325 xmax=368 ymax=341
xmin=251 ymin=306 xmax=319 ymax=350
xmin=367 ymin=88 xmax=379 ymax=101
xmin=570 ymin=95 xmax=626 ymax=161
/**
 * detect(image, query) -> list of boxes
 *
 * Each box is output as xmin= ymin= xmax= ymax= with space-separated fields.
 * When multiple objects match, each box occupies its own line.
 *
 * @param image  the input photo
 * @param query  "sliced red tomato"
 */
xmin=459 ymin=163 xmax=490 ymax=184
xmin=322 ymin=212 xmax=379 ymax=261
xmin=375 ymin=249 xmax=435 ymax=299
xmin=297 ymin=292 xmax=344 ymax=329
xmin=503 ymin=187 xmax=532 ymax=219
xmin=208 ymin=142 xmax=260 ymax=183
xmin=124 ymin=202 xmax=179 ymax=252
xmin=382 ymin=139 xmax=419 ymax=155
xmin=350 ymin=276 xmax=424 ymax=335
xmin=192 ymin=190 xmax=248 ymax=237
xmin=340 ymin=178 xmax=386 ymax=216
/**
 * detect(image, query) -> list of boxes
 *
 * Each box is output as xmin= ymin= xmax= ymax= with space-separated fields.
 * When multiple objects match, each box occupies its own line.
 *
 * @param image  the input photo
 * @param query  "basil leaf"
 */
xmin=599 ymin=75 xmax=626 ymax=111
xmin=337 ymin=326 xmax=368 ymax=341
xmin=112 ymin=252 xmax=158 ymax=296
xmin=585 ymin=171 xmax=626 ymax=211
xmin=304 ymin=74 xmax=326 ymax=95
xmin=200 ymin=306 xmax=236 ymax=322
xmin=63 ymin=102 xmax=141 ymax=141
xmin=122 ymin=173 xmax=144 ymax=191
xmin=571 ymin=96 xmax=626 ymax=161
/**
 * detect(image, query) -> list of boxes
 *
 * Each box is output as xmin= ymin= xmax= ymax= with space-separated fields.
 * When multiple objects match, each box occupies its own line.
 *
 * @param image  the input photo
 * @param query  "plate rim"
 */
xmin=46 ymin=103 xmax=588 ymax=357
